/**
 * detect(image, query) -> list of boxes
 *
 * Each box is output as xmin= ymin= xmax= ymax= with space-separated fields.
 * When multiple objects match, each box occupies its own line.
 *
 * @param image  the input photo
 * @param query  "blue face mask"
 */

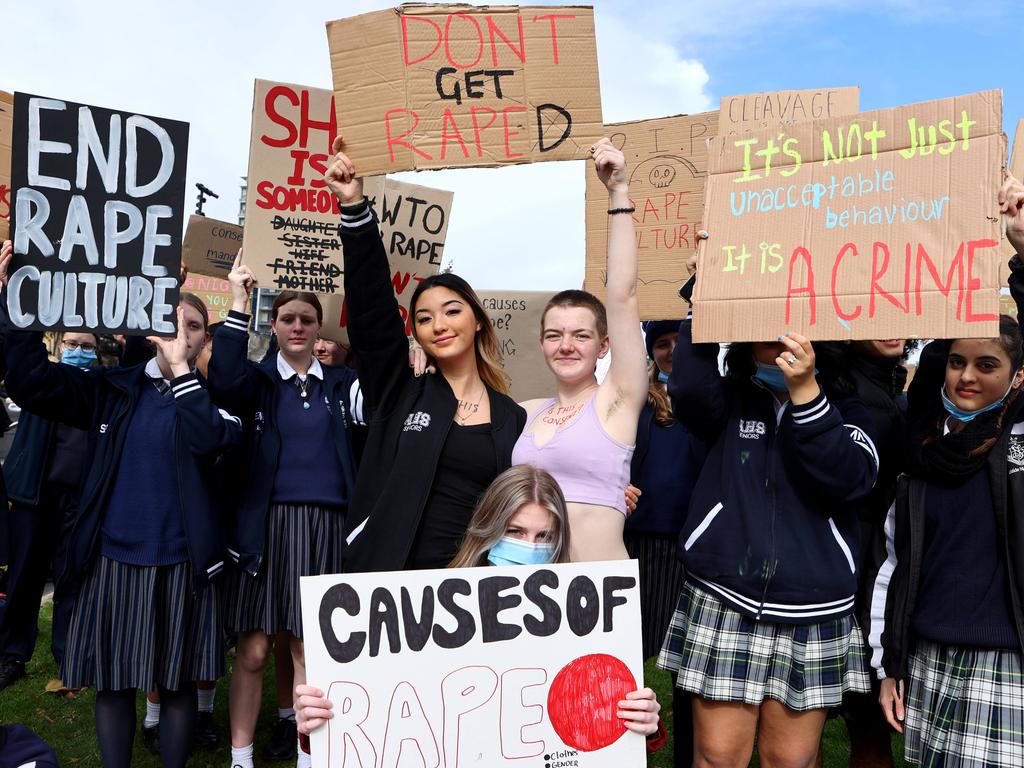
xmin=487 ymin=536 xmax=556 ymax=567
xmin=753 ymin=363 xmax=788 ymax=392
xmin=657 ymin=370 xmax=670 ymax=384
xmin=941 ymin=380 xmax=1016 ymax=423
xmin=61 ymin=347 xmax=97 ymax=369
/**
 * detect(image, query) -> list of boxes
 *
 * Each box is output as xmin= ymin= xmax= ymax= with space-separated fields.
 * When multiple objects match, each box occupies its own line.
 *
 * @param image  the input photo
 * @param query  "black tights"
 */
xmin=95 ymin=683 xmax=197 ymax=768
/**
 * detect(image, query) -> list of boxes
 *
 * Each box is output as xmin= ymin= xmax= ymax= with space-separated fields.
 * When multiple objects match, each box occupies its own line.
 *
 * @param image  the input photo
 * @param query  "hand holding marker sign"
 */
xmin=695 ymin=91 xmax=1004 ymax=342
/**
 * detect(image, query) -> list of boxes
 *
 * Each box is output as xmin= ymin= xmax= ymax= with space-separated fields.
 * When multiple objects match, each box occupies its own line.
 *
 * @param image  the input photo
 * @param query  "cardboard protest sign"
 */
xmin=243 ymin=79 xmax=342 ymax=294
xmin=694 ymin=91 xmax=1005 ymax=342
xmin=0 ymin=91 xmax=12 ymax=240
xmin=182 ymin=215 xmax=242 ymax=276
xmin=720 ymin=87 xmax=860 ymax=136
xmin=479 ymin=289 xmax=551 ymax=400
xmin=584 ymin=112 xmax=718 ymax=319
xmin=301 ymin=560 xmax=645 ymax=768
xmin=319 ymin=176 xmax=453 ymax=344
xmin=326 ymin=5 xmax=603 ymax=176
xmin=182 ymin=272 xmax=232 ymax=324
xmin=7 ymin=93 xmax=188 ymax=335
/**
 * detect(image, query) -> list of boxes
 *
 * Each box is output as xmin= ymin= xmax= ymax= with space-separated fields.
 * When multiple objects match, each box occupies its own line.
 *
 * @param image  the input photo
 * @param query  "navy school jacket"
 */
xmin=669 ymin=318 xmax=880 ymax=623
xmin=3 ymin=329 xmax=242 ymax=593
xmin=206 ymin=316 xmax=360 ymax=577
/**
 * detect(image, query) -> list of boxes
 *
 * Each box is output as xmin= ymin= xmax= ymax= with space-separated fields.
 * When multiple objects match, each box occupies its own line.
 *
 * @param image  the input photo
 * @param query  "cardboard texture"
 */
xmin=319 ymin=176 xmax=453 ymax=344
xmin=720 ymin=87 xmax=860 ymax=135
xmin=478 ymin=289 xmax=552 ymax=400
xmin=243 ymin=79 xmax=342 ymax=294
xmin=326 ymin=4 xmax=604 ymax=175
xmin=182 ymin=215 xmax=242 ymax=276
xmin=7 ymin=92 xmax=188 ymax=336
xmin=0 ymin=91 xmax=12 ymax=241
xmin=300 ymin=560 xmax=646 ymax=768
xmin=584 ymin=112 xmax=718 ymax=320
xmin=182 ymin=272 xmax=233 ymax=324
xmin=695 ymin=90 xmax=1005 ymax=342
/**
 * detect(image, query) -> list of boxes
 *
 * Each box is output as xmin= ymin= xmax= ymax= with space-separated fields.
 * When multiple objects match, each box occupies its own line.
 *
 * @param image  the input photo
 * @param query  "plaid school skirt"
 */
xmin=657 ymin=580 xmax=870 ymax=711
xmin=904 ymin=640 xmax=1024 ymax=768
xmin=225 ymin=503 xmax=345 ymax=639
xmin=61 ymin=556 xmax=223 ymax=691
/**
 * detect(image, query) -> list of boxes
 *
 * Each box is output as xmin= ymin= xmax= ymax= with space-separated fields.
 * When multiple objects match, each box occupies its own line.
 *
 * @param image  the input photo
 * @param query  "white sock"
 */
xmin=279 ymin=707 xmax=295 ymax=722
xmin=296 ymin=738 xmax=312 ymax=768
xmin=144 ymin=700 xmax=160 ymax=728
xmin=231 ymin=743 xmax=254 ymax=768
xmin=198 ymin=687 xmax=216 ymax=713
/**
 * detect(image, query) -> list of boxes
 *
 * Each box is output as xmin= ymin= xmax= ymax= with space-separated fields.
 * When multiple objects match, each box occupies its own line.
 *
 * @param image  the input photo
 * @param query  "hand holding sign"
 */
xmin=228 ymin=249 xmax=257 ymax=314
xmin=1000 ymin=174 xmax=1024 ymax=255
xmin=776 ymin=331 xmax=820 ymax=405
xmin=592 ymin=138 xmax=628 ymax=194
xmin=324 ymin=137 xmax=362 ymax=205
xmin=0 ymin=239 xmax=11 ymax=288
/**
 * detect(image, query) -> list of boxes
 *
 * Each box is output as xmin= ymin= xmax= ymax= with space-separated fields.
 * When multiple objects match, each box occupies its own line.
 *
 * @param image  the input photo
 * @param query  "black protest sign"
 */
xmin=7 ymin=93 xmax=189 ymax=335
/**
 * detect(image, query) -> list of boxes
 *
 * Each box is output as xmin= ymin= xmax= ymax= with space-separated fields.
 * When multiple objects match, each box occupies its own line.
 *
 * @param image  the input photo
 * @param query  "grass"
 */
xmin=0 ymin=604 xmax=907 ymax=767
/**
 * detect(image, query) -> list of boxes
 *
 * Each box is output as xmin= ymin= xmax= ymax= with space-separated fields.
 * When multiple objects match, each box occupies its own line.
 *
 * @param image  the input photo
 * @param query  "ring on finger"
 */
xmin=785 ymin=354 xmax=797 ymax=365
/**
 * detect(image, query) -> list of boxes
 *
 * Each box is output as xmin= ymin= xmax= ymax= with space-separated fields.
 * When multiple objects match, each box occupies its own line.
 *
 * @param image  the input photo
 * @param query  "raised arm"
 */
xmin=325 ymin=137 xmax=412 ymax=418
xmin=595 ymin=139 xmax=648 ymax=414
xmin=206 ymin=250 xmax=262 ymax=414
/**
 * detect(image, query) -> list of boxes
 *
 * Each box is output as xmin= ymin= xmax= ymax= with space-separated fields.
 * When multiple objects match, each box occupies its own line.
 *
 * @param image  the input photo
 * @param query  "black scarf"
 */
xmin=908 ymin=391 xmax=1024 ymax=485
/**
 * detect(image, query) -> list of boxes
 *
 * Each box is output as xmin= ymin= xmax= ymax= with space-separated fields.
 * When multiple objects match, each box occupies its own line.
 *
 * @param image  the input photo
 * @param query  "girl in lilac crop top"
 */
xmin=512 ymin=396 xmax=634 ymax=514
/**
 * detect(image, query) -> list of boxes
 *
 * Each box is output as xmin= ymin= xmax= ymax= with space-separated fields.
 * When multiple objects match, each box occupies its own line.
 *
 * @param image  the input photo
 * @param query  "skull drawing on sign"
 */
xmin=649 ymin=164 xmax=676 ymax=188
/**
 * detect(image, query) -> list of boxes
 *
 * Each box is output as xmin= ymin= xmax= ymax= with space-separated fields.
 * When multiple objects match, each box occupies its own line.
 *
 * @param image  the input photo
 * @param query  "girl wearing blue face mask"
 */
xmin=0 ymin=331 xmax=100 ymax=691
xmin=869 ymin=313 xmax=1024 ymax=767
xmin=659 ymin=284 xmax=880 ymax=766
xmin=293 ymin=465 xmax=666 ymax=751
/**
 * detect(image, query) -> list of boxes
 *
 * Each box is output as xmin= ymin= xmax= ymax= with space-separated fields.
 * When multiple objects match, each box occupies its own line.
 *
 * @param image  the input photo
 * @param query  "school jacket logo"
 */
xmin=738 ymin=419 xmax=766 ymax=439
xmin=403 ymin=411 xmax=431 ymax=432
xmin=1009 ymin=436 xmax=1024 ymax=473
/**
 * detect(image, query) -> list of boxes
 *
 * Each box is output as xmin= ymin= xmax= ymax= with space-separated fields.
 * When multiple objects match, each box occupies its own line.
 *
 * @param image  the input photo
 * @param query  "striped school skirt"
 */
xmin=624 ymin=532 xmax=686 ymax=660
xmin=225 ymin=503 xmax=345 ymax=639
xmin=904 ymin=640 xmax=1024 ymax=767
xmin=657 ymin=580 xmax=870 ymax=711
xmin=61 ymin=556 xmax=223 ymax=691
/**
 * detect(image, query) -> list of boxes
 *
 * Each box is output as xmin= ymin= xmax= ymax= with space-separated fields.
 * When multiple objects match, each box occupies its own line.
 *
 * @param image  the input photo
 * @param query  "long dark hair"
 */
xmin=410 ymin=273 xmax=510 ymax=395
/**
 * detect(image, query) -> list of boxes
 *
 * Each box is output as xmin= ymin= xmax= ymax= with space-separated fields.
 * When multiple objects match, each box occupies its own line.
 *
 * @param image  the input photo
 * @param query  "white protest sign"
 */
xmin=301 ymin=560 xmax=645 ymax=768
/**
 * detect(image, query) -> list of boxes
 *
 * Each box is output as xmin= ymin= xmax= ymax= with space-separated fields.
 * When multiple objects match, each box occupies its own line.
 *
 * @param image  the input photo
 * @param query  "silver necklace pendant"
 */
xmin=303 ymin=401 xmax=311 ymax=410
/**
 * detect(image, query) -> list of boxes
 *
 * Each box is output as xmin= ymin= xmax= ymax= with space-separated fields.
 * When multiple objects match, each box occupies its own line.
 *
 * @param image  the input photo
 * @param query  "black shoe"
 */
xmin=141 ymin=722 xmax=161 ymax=754
xmin=262 ymin=716 xmax=297 ymax=760
xmin=194 ymin=711 xmax=219 ymax=749
xmin=0 ymin=659 xmax=25 ymax=691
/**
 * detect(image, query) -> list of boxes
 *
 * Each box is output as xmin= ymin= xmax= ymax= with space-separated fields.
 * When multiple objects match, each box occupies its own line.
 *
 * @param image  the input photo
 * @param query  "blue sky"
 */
xmin=3 ymin=0 xmax=1019 ymax=291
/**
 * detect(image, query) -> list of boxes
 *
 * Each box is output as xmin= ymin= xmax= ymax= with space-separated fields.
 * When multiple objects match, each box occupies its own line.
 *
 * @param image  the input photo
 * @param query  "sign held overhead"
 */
xmin=319 ymin=176 xmax=452 ymax=344
xmin=585 ymin=112 xmax=718 ymax=319
xmin=695 ymin=90 xmax=1005 ymax=342
xmin=720 ymin=87 xmax=860 ymax=135
xmin=7 ymin=92 xmax=188 ymax=335
xmin=325 ymin=4 xmax=604 ymax=175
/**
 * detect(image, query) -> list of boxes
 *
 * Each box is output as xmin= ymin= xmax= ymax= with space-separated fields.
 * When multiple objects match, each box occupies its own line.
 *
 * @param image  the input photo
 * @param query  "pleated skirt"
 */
xmin=225 ymin=502 xmax=346 ymax=639
xmin=624 ymin=531 xmax=686 ymax=660
xmin=61 ymin=556 xmax=223 ymax=691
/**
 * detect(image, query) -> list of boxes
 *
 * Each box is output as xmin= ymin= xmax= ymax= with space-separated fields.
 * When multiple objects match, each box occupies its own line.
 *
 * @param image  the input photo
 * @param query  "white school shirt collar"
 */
xmin=145 ymin=357 xmax=169 ymax=383
xmin=145 ymin=357 xmax=198 ymax=383
xmin=276 ymin=352 xmax=324 ymax=381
